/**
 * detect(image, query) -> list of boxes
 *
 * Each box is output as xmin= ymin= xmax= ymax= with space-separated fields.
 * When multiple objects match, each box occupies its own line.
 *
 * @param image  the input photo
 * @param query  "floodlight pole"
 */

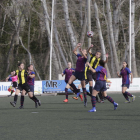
xmin=129 ymin=0 xmax=132 ymax=71
xmin=87 ymin=0 xmax=91 ymax=61
xmin=50 ymin=0 xmax=55 ymax=80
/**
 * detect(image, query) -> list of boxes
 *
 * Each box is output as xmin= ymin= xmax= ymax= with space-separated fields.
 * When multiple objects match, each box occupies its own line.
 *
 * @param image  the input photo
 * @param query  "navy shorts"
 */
xmin=94 ymin=81 xmax=107 ymax=92
xmin=29 ymin=85 xmax=34 ymax=93
xmin=122 ymin=84 xmax=130 ymax=89
xmin=73 ymin=71 xmax=85 ymax=81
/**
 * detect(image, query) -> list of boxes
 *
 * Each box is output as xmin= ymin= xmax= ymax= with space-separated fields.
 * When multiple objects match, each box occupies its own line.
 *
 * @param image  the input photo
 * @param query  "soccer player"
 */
xmin=7 ymin=72 xmax=17 ymax=97
xmin=62 ymin=62 xmax=83 ymax=101
xmin=87 ymin=60 xmax=118 ymax=112
xmin=117 ymin=61 xmax=135 ymax=103
xmin=18 ymin=64 xmax=41 ymax=109
xmin=85 ymin=45 xmax=108 ymax=102
xmin=63 ymin=43 xmax=87 ymax=106
xmin=10 ymin=62 xmax=41 ymax=108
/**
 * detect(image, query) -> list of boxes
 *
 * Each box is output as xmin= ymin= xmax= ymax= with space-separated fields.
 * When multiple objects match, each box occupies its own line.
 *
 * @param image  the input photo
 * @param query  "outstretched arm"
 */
xmin=73 ymin=43 xmax=81 ymax=56
xmin=79 ymin=47 xmax=87 ymax=59
xmin=104 ymin=53 xmax=108 ymax=63
xmin=87 ymin=44 xmax=93 ymax=55
xmin=86 ymin=62 xmax=96 ymax=73
xmin=130 ymin=73 xmax=133 ymax=83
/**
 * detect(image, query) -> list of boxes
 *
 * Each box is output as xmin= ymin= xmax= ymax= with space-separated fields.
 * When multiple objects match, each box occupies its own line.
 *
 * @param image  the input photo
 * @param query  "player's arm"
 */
xmin=28 ymin=72 xmax=35 ymax=78
xmin=79 ymin=47 xmax=87 ymax=59
xmin=62 ymin=69 xmax=66 ymax=77
xmin=104 ymin=54 xmax=109 ymax=63
xmin=87 ymin=44 xmax=93 ymax=55
xmin=117 ymin=72 xmax=121 ymax=77
xmin=130 ymin=73 xmax=133 ymax=83
xmin=72 ymin=68 xmax=75 ymax=72
xmin=73 ymin=43 xmax=81 ymax=56
xmin=86 ymin=62 xmax=96 ymax=73
xmin=6 ymin=76 xmax=10 ymax=82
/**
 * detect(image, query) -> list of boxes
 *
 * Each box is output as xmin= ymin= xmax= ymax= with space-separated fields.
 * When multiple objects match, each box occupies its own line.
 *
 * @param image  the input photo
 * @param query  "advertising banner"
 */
xmin=42 ymin=80 xmax=93 ymax=93
xmin=0 ymin=82 xmax=12 ymax=95
xmin=0 ymin=81 xmax=43 ymax=96
xmin=34 ymin=81 xmax=42 ymax=95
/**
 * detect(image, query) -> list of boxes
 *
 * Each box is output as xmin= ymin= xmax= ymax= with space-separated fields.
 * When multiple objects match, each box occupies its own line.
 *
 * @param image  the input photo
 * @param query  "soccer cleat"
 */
xmin=132 ymin=95 xmax=136 ymax=102
xmin=8 ymin=95 xmax=11 ymax=97
xmin=19 ymin=106 xmax=24 ymax=109
xmin=37 ymin=100 xmax=41 ymax=106
xmin=84 ymin=98 xmax=87 ymax=107
xmin=72 ymin=97 xmax=78 ymax=100
xmin=79 ymin=94 xmax=83 ymax=101
xmin=100 ymin=100 xmax=104 ymax=103
xmin=10 ymin=102 xmax=16 ymax=107
xmin=114 ymin=102 xmax=118 ymax=110
xmin=125 ymin=100 xmax=131 ymax=103
xmin=63 ymin=99 xmax=68 ymax=102
xmin=88 ymin=107 xmax=96 ymax=112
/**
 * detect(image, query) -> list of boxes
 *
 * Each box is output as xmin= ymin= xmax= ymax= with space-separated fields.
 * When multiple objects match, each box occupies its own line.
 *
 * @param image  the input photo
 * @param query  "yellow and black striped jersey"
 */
xmin=87 ymin=53 xmax=101 ymax=70
xmin=16 ymin=70 xmax=28 ymax=84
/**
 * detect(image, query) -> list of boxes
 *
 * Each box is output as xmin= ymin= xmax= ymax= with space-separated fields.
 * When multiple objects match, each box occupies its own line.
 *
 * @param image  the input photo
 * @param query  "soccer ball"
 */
xmin=87 ymin=31 xmax=94 ymax=38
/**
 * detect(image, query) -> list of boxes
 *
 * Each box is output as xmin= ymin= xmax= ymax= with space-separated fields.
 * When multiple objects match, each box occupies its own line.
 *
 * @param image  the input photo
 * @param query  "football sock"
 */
xmin=14 ymin=95 xmax=18 ymax=104
xmin=11 ymin=90 xmax=14 ymax=95
xmin=70 ymin=83 xmax=79 ymax=93
xmin=91 ymin=96 xmax=96 ymax=107
xmin=20 ymin=95 xmax=24 ymax=106
xmin=65 ymin=88 xmax=68 ymax=99
xmin=123 ymin=93 xmax=129 ymax=101
xmin=30 ymin=96 xmax=38 ymax=102
xmin=82 ymin=88 xmax=87 ymax=100
xmin=125 ymin=91 xmax=133 ymax=97
xmin=105 ymin=95 xmax=114 ymax=104
xmin=89 ymin=86 xmax=93 ymax=95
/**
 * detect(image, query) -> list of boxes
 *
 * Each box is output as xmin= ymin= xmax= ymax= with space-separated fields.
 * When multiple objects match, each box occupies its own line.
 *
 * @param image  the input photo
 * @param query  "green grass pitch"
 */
xmin=0 ymin=93 xmax=140 ymax=140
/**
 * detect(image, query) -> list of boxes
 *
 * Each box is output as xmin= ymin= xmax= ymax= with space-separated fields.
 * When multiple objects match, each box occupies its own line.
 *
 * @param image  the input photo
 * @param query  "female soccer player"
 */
xmin=87 ymin=60 xmax=118 ymax=112
xmin=63 ymin=43 xmax=87 ymax=106
xmin=6 ymin=73 xmax=14 ymax=97
xmin=6 ymin=71 xmax=17 ymax=97
xmin=62 ymin=62 xmax=83 ymax=101
xmin=10 ymin=62 xmax=41 ymax=108
xmin=19 ymin=64 xmax=41 ymax=109
xmin=117 ymin=61 xmax=135 ymax=103
xmin=85 ymin=45 xmax=108 ymax=102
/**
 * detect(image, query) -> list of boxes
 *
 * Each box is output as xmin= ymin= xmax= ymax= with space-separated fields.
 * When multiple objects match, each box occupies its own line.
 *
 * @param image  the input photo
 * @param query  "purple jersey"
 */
xmin=75 ymin=54 xmax=87 ymax=72
xmin=63 ymin=68 xmax=75 ymax=81
xmin=95 ymin=66 xmax=107 ymax=81
xmin=120 ymin=67 xmax=131 ymax=85
xmin=27 ymin=71 xmax=35 ymax=85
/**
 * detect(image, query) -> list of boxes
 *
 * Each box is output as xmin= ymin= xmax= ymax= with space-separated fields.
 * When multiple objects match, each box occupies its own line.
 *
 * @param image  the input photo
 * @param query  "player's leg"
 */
xmin=122 ymin=86 xmax=130 ymax=103
xmin=26 ymin=85 xmax=41 ymax=108
xmin=63 ymin=75 xmax=76 ymax=102
xmin=88 ymin=89 xmax=98 ymax=112
xmin=122 ymin=86 xmax=135 ymax=103
xmin=102 ymin=91 xmax=118 ymax=110
xmin=10 ymin=88 xmax=21 ymax=107
xmin=19 ymin=90 xmax=26 ymax=109
xmin=81 ymin=80 xmax=87 ymax=107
